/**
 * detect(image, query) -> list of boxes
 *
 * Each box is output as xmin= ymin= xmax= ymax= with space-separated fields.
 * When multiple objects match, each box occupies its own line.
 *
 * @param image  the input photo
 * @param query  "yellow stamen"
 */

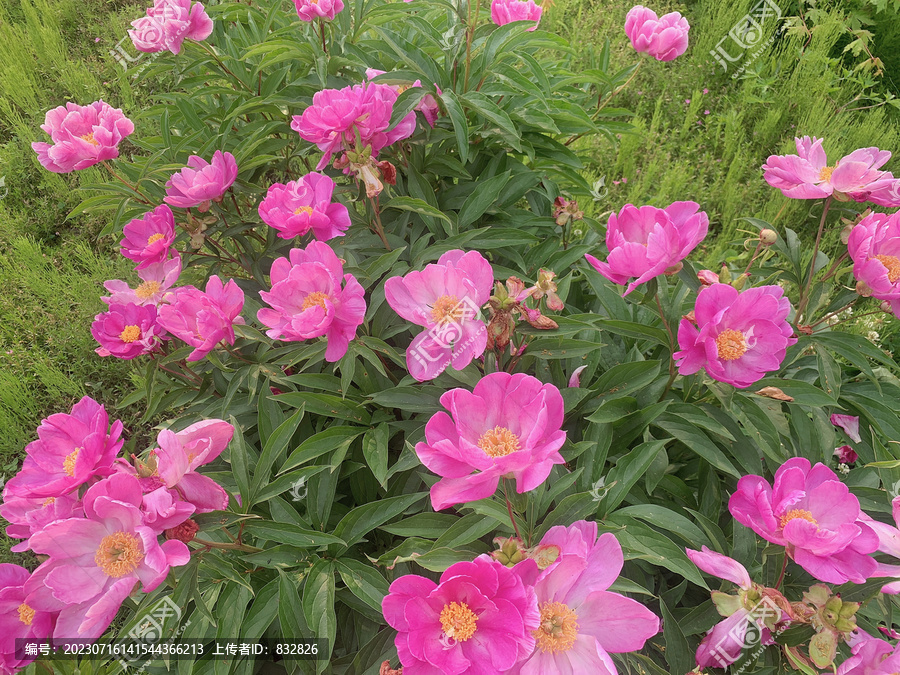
xmin=430 ymin=295 xmax=465 ymax=324
xmin=534 ymin=601 xmax=579 ymax=654
xmin=302 ymin=291 xmax=329 ymax=311
xmin=818 ymin=165 xmax=836 ymax=182
xmin=135 ymin=280 xmax=161 ymax=299
xmin=63 ymin=448 xmax=80 ymax=477
xmin=42 ymin=497 xmax=56 ymax=506
xmin=478 ymin=426 xmax=521 ymax=458
xmin=80 ymin=132 xmax=100 ymax=146
xmin=439 ymin=602 xmax=478 ymax=642
xmin=147 ymin=233 xmax=165 ymax=246
xmin=17 ymin=603 xmax=35 ymax=626
xmin=294 ymin=205 xmax=313 ymax=216
xmin=715 ymin=329 xmax=747 ymax=361
xmin=780 ymin=509 xmax=817 ymax=530
xmin=95 ymin=531 xmax=144 ymax=578
xmin=874 ymin=254 xmax=900 ymax=284
xmin=119 ymin=325 xmax=141 ymax=343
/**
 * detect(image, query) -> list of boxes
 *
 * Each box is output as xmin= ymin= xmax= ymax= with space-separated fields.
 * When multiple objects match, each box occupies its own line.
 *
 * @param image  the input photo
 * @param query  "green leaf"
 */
xmin=244 ymin=521 xmax=347 ymax=548
xmin=332 ymin=493 xmax=427 ymax=553
xmin=302 ymin=559 xmax=336 ymax=672
xmin=251 ymin=405 xmax=305 ymax=498
xmin=600 ymin=440 xmax=668 ymax=514
xmin=276 ymin=392 xmax=371 ymax=424
xmin=654 ymin=414 xmax=742 ymax=478
xmin=383 ymin=196 xmax=452 ymax=224
xmin=281 ymin=426 xmax=365 ymax=473
xmin=439 ymin=90 xmax=470 ymax=165
xmin=336 ymin=559 xmax=390 ymax=614
xmin=456 ymin=171 xmax=511 ymax=229
xmin=363 ymin=423 xmax=390 ymax=489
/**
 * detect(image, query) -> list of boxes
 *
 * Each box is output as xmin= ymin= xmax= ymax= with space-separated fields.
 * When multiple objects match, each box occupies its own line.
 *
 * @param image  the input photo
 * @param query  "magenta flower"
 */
xmin=258 ymin=173 xmax=351 ymax=241
xmin=510 ymin=525 xmax=659 ymax=674
xmin=415 ymin=372 xmax=566 ymax=511
xmin=674 ymin=284 xmax=796 ymax=388
xmin=382 ymin=555 xmax=539 ymax=673
xmin=624 ymin=5 xmax=690 ymax=61
xmin=164 ymin=150 xmax=238 ymax=211
xmin=31 ymin=101 xmax=134 ymax=174
xmin=762 ymin=136 xmax=900 ymax=206
xmin=831 ymin=413 xmax=862 ymax=443
xmin=861 ymin=496 xmax=900 ymax=594
xmin=834 ymin=445 xmax=859 ymax=465
xmin=3 ymin=397 xmax=123 ymax=499
xmin=24 ymin=474 xmax=190 ymax=640
xmin=848 ymin=212 xmax=900 ymax=315
xmin=293 ymin=0 xmax=343 ymax=21
xmin=141 ymin=486 xmax=196 ymax=533
xmin=0 ymin=565 xmax=55 ymax=673
xmin=385 ymin=250 xmax=493 ymax=381
xmin=729 ymin=458 xmax=878 ymax=584
xmin=157 ymin=275 xmax=245 ymax=361
xmin=490 ymin=0 xmax=543 ymax=31
xmin=365 ymin=69 xmax=441 ymax=127
xmin=291 ymin=83 xmax=417 ymax=169
xmin=129 ymin=0 xmax=214 ymax=54
xmin=103 ymin=256 xmax=181 ymax=307
xmin=257 ymin=241 xmax=366 ymax=362
xmin=837 ymin=638 xmax=900 ymax=675
xmin=0 ymin=493 xmax=82 ymax=553
xmin=585 ymin=201 xmax=708 ymax=296
xmin=120 ymin=204 xmax=178 ymax=270
xmin=92 ymin=302 xmax=167 ymax=360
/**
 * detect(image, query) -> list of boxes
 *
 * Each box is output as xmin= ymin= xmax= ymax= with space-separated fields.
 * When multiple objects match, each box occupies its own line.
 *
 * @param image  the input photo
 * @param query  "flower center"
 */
xmin=874 ymin=254 xmax=900 ymax=283
xmin=534 ymin=601 xmax=579 ymax=654
xmin=80 ymin=132 xmax=100 ymax=146
xmin=302 ymin=291 xmax=329 ymax=311
xmin=780 ymin=509 xmax=818 ymax=530
xmin=818 ymin=165 xmax=836 ymax=182
xmin=147 ymin=233 xmax=165 ymax=246
xmin=430 ymin=295 xmax=466 ymax=324
xmin=294 ymin=205 xmax=313 ymax=216
xmin=119 ymin=325 xmax=141 ymax=343
xmin=478 ymin=426 xmax=521 ymax=458
xmin=95 ymin=531 xmax=144 ymax=578
xmin=42 ymin=497 xmax=56 ymax=506
xmin=63 ymin=448 xmax=80 ymax=477
xmin=17 ymin=603 xmax=35 ymax=626
xmin=135 ymin=280 xmax=161 ymax=299
xmin=715 ymin=329 xmax=747 ymax=361
xmin=439 ymin=602 xmax=478 ymax=642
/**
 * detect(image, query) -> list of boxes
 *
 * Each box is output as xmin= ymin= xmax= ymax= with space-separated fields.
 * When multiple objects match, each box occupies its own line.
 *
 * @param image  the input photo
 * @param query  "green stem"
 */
xmin=503 ymin=479 xmax=522 ymax=541
xmin=193 ymin=537 xmax=261 ymax=553
xmin=797 ymin=195 xmax=833 ymax=322
xmin=101 ymin=161 xmax=151 ymax=203
xmin=775 ymin=553 xmax=788 ymax=590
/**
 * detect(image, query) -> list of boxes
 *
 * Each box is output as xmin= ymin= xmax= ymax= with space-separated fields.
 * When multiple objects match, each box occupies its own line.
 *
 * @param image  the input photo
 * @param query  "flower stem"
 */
xmin=797 ymin=195 xmax=833 ymax=322
xmin=101 ymin=161 xmax=151 ymax=203
xmin=193 ymin=537 xmax=261 ymax=553
xmin=319 ymin=19 xmax=328 ymax=55
xmin=775 ymin=552 xmax=788 ymax=590
xmin=371 ymin=197 xmax=391 ymax=250
xmin=655 ymin=294 xmax=678 ymax=400
xmin=503 ymin=479 xmax=522 ymax=541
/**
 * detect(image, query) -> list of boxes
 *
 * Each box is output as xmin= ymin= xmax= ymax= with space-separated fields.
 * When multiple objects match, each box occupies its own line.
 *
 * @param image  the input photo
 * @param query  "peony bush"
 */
xmin=5 ymin=0 xmax=900 ymax=673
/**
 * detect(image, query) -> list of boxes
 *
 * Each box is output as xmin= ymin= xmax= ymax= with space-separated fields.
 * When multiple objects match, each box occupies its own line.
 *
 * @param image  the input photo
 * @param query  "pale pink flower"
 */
xmin=624 ymin=5 xmax=690 ymax=61
xmin=164 ymin=150 xmax=238 ymax=211
xmin=293 ymin=0 xmax=344 ymax=21
xmin=32 ymin=101 xmax=134 ymax=173
xmin=0 ymin=565 xmax=55 ymax=673
xmin=258 ymin=172 xmax=350 ymax=241
xmin=490 ymin=0 xmax=542 ymax=30
xmin=848 ymin=212 xmax=900 ymax=315
xmin=129 ymin=0 xmax=214 ymax=54
xmin=102 ymin=256 xmax=181 ymax=306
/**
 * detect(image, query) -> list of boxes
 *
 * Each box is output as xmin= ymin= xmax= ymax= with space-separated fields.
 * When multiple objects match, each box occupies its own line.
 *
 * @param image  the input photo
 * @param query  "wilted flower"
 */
xmin=762 ymin=137 xmax=900 ymax=206
xmin=259 ymin=172 xmax=350 ymax=241
xmin=382 ymin=556 xmax=539 ymax=673
xmin=553 ymin=196 xmax=584 ymax=227
xmin=530 ymin=269 xmax=564 ymax=310
xmin=674 ymin=284 xmax=796 ymax=388
xmin=415 ymin=372 xmax=566 ymax=510
xmin=164 ymin=150 xmax=238 ymax=211
xmin=490 ymin=0 xmax=543 ymax=30
xmin=624 ymin=5 xmax=690 ymax=61
xmin=585 ymin=201 xmax=708 ymax=296
xmin=830 ymin=414 xmax=862 ymax=443
xmin=697 ymin=269 xmax=719 ymax=286
xmin=102 ymin=256 xmax=181 ymax=307
xmin=120 ymin=204 xmax=178 ymax=270
xmin=129 ymin=0 xmax=214 ymax=54
xmin=257 ymin=241 xmax=366 ymax=362
xmin=293 ymin=0 xmax=343 ymax=21
xmin=729 ymin=458 xmax=878 ymax=584
xmin=795 ymin=584 xmax=860 ymax=668
xmin=32 ymin=101 xmax=134 ymax=173
xmin=92 ymin=302 xmax=168 ymax=360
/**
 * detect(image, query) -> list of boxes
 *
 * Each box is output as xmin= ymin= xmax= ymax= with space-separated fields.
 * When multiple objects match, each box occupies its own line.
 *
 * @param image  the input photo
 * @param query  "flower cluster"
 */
xmin=129 ymin=0 xmax=214 ymax=55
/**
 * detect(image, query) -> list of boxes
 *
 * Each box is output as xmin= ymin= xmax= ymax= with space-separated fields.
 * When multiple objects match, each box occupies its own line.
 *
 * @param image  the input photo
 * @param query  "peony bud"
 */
xmin=759 ymin=229 xmax=777 ymax=245
xmin=697 ymin=269 xmax=719 ymax=285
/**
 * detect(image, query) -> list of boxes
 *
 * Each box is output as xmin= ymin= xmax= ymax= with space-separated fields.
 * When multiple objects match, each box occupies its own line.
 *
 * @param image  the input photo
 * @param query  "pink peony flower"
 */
xmin=32 ymin=101 xmax=134 ymax=173
xmin=674 ymin=284 xmax=796 ymax=388
xmin=385 ymin=250 xmax=493 ymax=381
xmin=729 ymin=457 xmax=878 ymax=584
xmin=415 ymin=372 xmax=566 ymax=511
xmin=365 ymin=69 xmax=441 ymax=127
xmin=24 ymin=474 xmax=190 ymax=640
xmin=3 ymin=397 xmax=123 ymax=499
xmin=848 ymin=212 xmax=900 ymax=315
xmin=0 ymin=565 xmax=56 ymax=673
xmin=382 ymin=555 xmax=539 ymax=673
xmin=861 ymin=495 xmax=900 ymax=594
xmin=509 ymin=525 xmax=659 ymax=674
xmin=293 ymin=0 xmax=343 ymax=21
xmin=624 ymin=5 xmax=690 ymax=61
xmin=129 ymin=0 xmax=214 ymax=54
xmin=291 ymin=83 xmax=417 ymax=170
xmin=830 ymin=414 xmax=862 ymax=443
xmin=585 ymin=201 xmax=708 ymax=296
xmin=762 ymin=137 xmax=900 ymax=206
xmin=140 ymin=486 xmax=196 ymax=533
xmin=834 ymin=445 xmax=859 ymax=465
xmin=257 ymin=241 xmax=366 ymax=362
xmin=120 ymin=204 xmax=178 ymax=270
xmin=837 ymin=638 xmax=900 ymax=675
xmin=258 ymin=172 xmax=351 ymax=241
xmin=92 ymin=302 xmax=168 ymax=360
xmin=164 ymin=150 xmax=238 ymax=211
xmin=490 ymin=0 xmax=543 ymax=31
xmin=157 ymin=275 xmax=245 ymax=361
xmin=102 ymin=256 xmax=181 ymax=306
xmin=0 ymin=493 xmax=82 ymax=553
